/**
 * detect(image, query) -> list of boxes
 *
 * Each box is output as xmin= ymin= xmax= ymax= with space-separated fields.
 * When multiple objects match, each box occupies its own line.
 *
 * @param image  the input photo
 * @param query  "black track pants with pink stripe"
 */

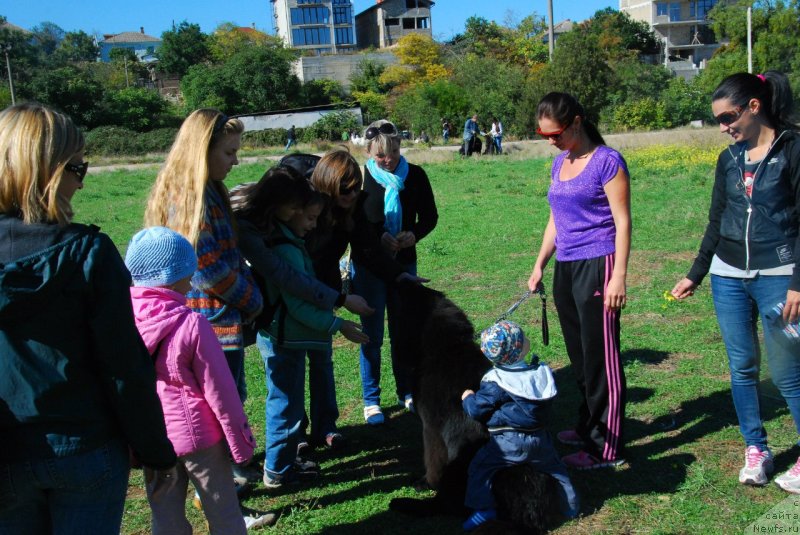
xmin=553 ymin=254 xmax=626 ymax=462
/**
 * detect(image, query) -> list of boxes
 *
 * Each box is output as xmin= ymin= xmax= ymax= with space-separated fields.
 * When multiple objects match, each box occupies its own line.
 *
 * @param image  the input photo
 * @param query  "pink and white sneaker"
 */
xmin=739 ymin=445 xmax=774 ymax=486
xmin=774 ymin=457 xmax=800 ymax=494
xmin=562 ymin=450 xmax=625 ymax=470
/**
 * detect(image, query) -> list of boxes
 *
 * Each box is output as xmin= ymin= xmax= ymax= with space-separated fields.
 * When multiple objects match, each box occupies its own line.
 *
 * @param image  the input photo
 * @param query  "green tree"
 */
xmin=28 ymin=65 xmax=105 ymax=127
xmin=30 ymin=22 xmax=65 ymax=57
xmin=349 ymin=58 xmax=389 ymax=94
xmin=101 ymin=87 xmax=167 ymax=131
xmin=54 ymin=30 xmax=99 ymax=62
xmin=301 ymin=79 xmax=345 ymax=106
xmin=157 ymin=21 xmax=209 ymax=76
xmin=208 ymin=23 xmax=279 ymax=62
xmin=352 ymin=89 xmax=388 ymax=124
xmin=181 ymin=44 xmax=299 ymax=114
xmin=529 ymin=30 xmax=613 ymax=124
xmin=302 ymin=110 xmax=360 ymax=141
xmin=586 ymin=7 xmax=660 ymax=59
xmin=449 ymin=55 xmax=525 ymax=134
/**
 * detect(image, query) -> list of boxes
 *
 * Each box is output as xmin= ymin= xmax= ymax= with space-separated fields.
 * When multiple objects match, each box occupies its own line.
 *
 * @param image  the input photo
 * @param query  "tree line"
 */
xmin=1 ymin=1 xmax=798 ymax=149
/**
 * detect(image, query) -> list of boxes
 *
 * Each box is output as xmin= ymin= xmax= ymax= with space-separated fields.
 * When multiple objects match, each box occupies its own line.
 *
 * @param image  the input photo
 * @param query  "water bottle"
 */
xmin=766 ymin=302 xmax=800 ymax=345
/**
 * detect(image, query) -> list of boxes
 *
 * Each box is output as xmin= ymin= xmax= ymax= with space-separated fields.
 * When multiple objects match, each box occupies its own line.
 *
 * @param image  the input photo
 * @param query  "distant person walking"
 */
xmin=671 ymin=71 xmax=800 ymax=493
xmin=442 ymin=118 xmax=451 ymax=143
xmin=286 ymin=125 xmax=297 ymax=152
xmin=463 ymin=114 xmax=479 ymax=157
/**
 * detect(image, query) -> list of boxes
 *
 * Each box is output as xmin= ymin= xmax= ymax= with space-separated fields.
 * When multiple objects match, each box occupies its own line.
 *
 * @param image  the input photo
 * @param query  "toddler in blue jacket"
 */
xmin=461 ymin=320 xmax=579 ymax=531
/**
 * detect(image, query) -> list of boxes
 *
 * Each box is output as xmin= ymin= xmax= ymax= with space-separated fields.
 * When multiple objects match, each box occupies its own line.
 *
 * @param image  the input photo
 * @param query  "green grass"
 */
xmin=72 ymin=143 xmax=800 ymax=534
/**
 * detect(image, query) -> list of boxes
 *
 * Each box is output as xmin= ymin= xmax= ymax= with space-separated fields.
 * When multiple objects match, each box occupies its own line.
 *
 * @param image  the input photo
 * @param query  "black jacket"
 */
xmin=0 ymin=215 xmax=176 ymax=467
xmin=687 ymin=130 xmax=800 ymax=291
xmin=309 ymin=194 xmax=407 ymax=291
xmin=358 ymin=162 xmax=438 ymax=266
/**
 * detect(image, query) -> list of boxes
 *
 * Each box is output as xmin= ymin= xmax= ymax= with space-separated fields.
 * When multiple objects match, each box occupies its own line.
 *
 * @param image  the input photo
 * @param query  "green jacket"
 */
xmin=0 ymin=215 xmax=176 ymax=468
xmin=262 ymin=223 xmax=342 ymax=350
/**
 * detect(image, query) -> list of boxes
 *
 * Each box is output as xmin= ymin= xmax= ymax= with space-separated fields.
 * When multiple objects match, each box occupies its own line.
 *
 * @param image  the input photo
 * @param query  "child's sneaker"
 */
xmin=364 ymin=405 xmax=384 ymax=426
xmin=242 ymin=506 xmax=278 ymax=529
xmin=775 ymin=457 xmax=800 ymax=494
xmin=739 ymin=445 xmax=773 ymax=486
xmin=557 ymin=429 xmax=584 ymax=446
xmin=263 ymin=458 xmax=319 ymax=489
xmin=562 ymin=450 xmax=625 ymax=470
xmin=462 ymin=508 xmax=497 ymax=531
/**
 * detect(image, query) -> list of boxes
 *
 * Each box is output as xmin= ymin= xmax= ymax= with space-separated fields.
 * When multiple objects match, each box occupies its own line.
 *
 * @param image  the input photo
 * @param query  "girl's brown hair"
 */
xmin=310 ymin=147 xmax=362 ymax=231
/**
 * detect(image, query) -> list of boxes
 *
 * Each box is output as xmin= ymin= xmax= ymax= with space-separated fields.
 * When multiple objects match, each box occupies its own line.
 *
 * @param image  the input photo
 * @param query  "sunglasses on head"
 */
xmin=212 ymin=113 xmax=229 ymax=135
xmin=535 ymin=117 xmax=574 ymax=141
xmin=65 ymin=161 xmax=89 ymax=182
xmin=713 ymin=107 xmax=745 ymax=127
xmin=364 ymin=123 xmax=398 ymax=140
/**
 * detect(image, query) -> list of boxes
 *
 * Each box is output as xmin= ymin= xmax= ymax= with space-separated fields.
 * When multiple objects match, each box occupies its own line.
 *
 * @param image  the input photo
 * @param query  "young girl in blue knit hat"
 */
xmin=125 ymin=226 xmax=273 ymax=533
xmin=461 ymin=320 xmax=579 ymax=531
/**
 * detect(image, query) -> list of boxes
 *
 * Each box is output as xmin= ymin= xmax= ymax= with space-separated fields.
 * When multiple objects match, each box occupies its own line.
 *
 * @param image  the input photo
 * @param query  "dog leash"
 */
xmin=489 ymin=289 xmax=549 ymax=346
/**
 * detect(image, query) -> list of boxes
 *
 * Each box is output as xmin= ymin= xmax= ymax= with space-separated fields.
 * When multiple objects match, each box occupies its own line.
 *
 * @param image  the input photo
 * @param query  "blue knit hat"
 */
xmin=125 ymin=227 xmax=198 ymax=287
xmin=480 ymin=321 xmax=526 ymax=367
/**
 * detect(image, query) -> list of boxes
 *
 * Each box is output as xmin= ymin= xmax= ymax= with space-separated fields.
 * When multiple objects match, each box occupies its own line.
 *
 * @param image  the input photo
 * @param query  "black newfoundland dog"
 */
xmin=389 ymin=283 xmax=557 ymax=534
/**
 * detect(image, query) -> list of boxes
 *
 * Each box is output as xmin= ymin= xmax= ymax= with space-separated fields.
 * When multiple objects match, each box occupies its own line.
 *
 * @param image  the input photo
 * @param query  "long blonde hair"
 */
xmin=0 ymin=103 xmax=84 ymax=225
xmin=144 ymin=109 xmax=244 ymax=246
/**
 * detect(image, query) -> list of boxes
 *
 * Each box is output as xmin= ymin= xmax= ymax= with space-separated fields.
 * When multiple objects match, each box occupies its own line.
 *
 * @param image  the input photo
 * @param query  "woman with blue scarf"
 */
xmin=355 ymin=120 xmax=439 ymax=425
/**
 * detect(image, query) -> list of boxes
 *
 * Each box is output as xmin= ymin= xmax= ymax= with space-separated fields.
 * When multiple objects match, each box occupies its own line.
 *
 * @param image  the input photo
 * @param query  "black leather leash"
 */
xmin=487 ymin=289 xmax=549 ymax=347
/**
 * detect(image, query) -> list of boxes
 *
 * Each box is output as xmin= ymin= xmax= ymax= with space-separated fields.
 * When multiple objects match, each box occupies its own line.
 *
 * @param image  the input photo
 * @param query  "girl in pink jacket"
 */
xmin=125 ymin=226 xmax=259 ymax=535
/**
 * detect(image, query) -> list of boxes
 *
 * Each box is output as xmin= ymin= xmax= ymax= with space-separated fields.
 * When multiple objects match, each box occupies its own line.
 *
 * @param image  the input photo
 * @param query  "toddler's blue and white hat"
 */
xmin=125 ymin=226 xmax=197 ymax=287
xmin=480 ymin=320 xmax=526 ymax=367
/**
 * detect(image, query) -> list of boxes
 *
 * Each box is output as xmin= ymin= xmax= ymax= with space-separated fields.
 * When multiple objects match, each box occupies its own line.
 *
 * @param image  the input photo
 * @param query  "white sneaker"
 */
xmin=739 ymin=445 xmax=774 ymax=485
xmin=775 ymin=457 xmax=800 ymax=494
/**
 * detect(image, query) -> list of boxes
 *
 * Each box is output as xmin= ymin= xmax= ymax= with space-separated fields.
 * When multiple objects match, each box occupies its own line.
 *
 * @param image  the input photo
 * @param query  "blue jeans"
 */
xmin=493 ymin=135 xmax=502 ymax=154
xmin=0 ymin=439 xmax=130 ymax=535
xmin=352 ymin=261 xmax=416 ymax=407
xmin=224 ymin=347 xmax=247 ymax=404
xmin=710 ymin=274 xmax=800 ymax=448
xmin=308 ymin=348 xmax=339 ymax=442
xmin=258 ymin=334 xmax=305 ymax=479
xmin=285 ymin=139 xmax=296 ymax=151
xmin=465 ymin=431 xmax=578 ymax=518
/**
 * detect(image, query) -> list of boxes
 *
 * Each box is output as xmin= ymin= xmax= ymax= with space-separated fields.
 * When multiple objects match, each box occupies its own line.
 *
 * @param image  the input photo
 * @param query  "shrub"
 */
xmin=242 ymin=128 xmax=303 ymax=148
xmin=85 ymin=125 xmax=179 ymax=156
xmin=302 ymin=111 xmax=361 ymax=142
xmin=607 ymin=97 xmax=669 ymax=131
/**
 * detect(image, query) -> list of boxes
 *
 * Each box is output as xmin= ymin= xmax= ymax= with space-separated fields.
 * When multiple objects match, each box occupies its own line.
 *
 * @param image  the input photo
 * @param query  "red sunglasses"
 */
xmin=535 ymin=118 xmax=574 ymax=141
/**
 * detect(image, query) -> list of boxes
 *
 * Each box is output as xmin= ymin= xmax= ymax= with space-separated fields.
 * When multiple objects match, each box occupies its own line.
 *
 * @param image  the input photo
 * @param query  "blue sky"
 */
xmin=3 ymin=1 xmax=615 ymax=40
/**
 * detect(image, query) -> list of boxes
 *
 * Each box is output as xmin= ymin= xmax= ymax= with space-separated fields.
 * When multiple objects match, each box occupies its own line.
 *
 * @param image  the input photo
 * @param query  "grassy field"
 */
xmin=73 ymin=142 xmax=800 ymax=534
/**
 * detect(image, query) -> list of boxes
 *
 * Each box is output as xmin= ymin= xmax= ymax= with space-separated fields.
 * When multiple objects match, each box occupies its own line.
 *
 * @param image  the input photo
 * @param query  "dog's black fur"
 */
xmin=389 ymin=283 xmax=556 ymax=534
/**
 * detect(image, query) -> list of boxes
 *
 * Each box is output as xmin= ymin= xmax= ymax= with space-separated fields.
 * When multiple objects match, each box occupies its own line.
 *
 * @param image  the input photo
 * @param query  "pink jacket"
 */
xmin=130 ymin=287 xmax=255 ymax=463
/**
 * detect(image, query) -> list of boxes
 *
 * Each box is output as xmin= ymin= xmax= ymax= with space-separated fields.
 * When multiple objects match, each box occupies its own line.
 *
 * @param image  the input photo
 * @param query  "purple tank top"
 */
xmin=547 ymin=145 xmax=628 ymax=262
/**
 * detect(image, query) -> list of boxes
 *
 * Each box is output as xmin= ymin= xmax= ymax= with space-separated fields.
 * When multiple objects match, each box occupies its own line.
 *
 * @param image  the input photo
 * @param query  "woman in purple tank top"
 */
xmin=527 ymin=92 xmax=631 ymax=470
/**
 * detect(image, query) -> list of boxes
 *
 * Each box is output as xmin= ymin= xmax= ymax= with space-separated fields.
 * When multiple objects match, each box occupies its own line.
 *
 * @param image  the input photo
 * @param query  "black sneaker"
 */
xmin=295 ymin=456 xmax=319 ymax=472
xmin=232 ymin=462 xmax=263 ymax=485
xmin=263 ymin=465 xmax=319 ymax=489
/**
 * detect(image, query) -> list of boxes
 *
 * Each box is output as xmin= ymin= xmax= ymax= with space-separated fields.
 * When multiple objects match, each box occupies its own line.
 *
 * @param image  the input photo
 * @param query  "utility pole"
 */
xmin=1 ymin=43 xmax=14 ymax=105
xmin=746 ymin=6 xmax=753 ymax=73
xmin=547 ymin=0 xmax=554 ymax=61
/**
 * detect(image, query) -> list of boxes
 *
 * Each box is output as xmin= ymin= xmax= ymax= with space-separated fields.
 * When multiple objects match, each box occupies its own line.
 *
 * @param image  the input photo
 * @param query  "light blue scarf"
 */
xmin=366 ymin=156 xmax=409 ymax=236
